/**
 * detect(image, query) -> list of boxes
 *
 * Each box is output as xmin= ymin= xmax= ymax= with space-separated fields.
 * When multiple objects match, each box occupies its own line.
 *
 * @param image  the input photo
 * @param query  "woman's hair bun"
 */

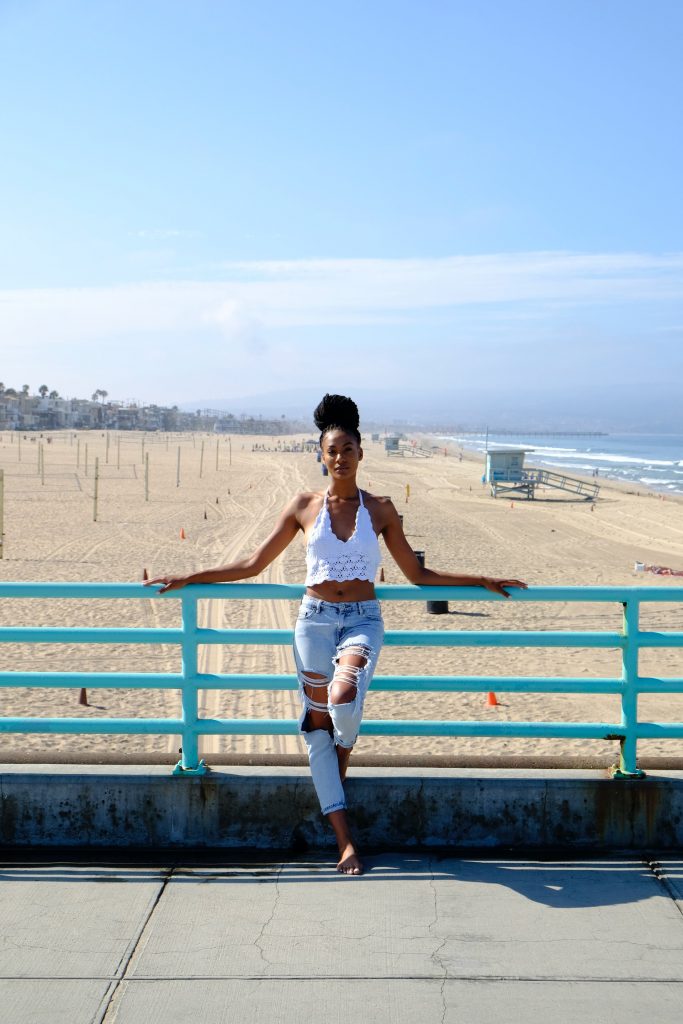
xmin=313 ymin=394 xmax=361 ymax=441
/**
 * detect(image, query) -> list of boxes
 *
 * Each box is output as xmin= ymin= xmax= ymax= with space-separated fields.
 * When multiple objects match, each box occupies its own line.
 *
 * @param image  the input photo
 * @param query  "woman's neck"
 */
xmin=327 ymin=480 xmax=360 ymax=500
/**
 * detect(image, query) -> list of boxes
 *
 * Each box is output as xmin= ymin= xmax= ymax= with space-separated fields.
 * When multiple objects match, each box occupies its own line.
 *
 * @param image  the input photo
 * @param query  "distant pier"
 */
xmin=453 ymin=430 xmax=607 ymax=438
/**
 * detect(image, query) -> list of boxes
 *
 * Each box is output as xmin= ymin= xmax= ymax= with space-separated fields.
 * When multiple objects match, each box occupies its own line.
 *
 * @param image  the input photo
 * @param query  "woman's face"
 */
xmin=321 ymin=429 xmax=363 ymax=480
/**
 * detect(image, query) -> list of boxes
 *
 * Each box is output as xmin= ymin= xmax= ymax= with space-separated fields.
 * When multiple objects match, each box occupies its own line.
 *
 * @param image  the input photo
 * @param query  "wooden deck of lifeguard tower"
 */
xmin=385 ymin=438 xmax=433 ymax=458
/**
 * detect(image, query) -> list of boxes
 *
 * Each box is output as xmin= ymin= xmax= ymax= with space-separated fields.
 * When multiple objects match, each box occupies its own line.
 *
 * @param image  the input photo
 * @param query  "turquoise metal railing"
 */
xmin=1 ymin=582 xmax=683 ymax=778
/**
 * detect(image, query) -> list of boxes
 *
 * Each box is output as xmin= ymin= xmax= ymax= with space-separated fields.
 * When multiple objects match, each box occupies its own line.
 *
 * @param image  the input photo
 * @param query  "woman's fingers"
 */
xmin=142 ymin=577 xmax=168 ymax=590
xmin=483 ymin=578 xmax=528 ymax=597
xmin=142 ymin=577 xmax=185 ymax=594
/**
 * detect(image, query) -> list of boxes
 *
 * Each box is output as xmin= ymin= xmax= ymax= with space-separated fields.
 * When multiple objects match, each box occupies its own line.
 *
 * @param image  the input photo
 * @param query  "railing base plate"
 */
xmin=610 ymin=765 xmax=646 ymax=780
xmin=172 ymin=758 xmax=207 ymax=777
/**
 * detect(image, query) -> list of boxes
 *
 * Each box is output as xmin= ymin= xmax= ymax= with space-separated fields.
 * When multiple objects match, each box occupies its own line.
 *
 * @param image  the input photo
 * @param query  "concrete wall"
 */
xmin=2 ymin=765 xmax=683 ymax=851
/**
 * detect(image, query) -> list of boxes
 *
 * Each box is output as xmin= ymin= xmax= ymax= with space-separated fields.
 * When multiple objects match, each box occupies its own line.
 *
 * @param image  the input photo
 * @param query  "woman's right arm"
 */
xmin=144 ymin=496 xmax=304 ymax=593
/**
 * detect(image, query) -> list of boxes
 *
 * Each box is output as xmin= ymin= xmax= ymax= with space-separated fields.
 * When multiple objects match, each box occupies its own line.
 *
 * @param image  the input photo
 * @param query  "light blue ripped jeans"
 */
xmin=293 ymin=597 xmax=384 ymax=815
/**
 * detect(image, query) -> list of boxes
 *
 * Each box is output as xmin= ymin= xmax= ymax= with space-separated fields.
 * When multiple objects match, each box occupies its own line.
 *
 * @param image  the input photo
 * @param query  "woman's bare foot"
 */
xmin=337 ymin=842 xmax=363 ymax=875
xmin=328 ymin=810 xmax=363 ymax=875
xmin=336 ymin=744 xmax=352 ymax=782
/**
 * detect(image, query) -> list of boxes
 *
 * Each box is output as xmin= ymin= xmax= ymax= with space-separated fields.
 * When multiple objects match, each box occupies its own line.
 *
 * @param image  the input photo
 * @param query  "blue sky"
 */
xmin=1 ymin=0 xmax=682 ymax=426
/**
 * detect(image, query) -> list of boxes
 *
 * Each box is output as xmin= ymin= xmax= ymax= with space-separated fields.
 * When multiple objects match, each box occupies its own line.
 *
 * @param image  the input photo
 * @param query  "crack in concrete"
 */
xmin=427 ymin=856 xmax=448 ymax=1024
xmin=253 ymin=861 xmax=284 ymax=970
xmin=541 ymin=779 xmax=549 ymax=842
xmin=416 ymin=776 xmax=426 ymax=843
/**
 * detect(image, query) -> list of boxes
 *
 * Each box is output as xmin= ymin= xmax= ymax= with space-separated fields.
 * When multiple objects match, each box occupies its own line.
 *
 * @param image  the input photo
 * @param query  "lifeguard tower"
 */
xmin=485 ymin=448 xmax=600 ymax=501
xmin=385 ymin=435 xmax=433 ymax=458
xmin=486 ymin=450 xmax=535 ymax=498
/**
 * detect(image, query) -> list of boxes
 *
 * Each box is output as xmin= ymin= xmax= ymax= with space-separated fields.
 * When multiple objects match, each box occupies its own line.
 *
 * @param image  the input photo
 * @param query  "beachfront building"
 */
xmin=0 ymin=387 xmax=308 ymax=435
xmin=35 ymin=396 xmax=73 ymax=429
xmin=0 ymin=392 xmax=43 ymax=431
xmin=0 ymin=392 xmax=20 ymax=429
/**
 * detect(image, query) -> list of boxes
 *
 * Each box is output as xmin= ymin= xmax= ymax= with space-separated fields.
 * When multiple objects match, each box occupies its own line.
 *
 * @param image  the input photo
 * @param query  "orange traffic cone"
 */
xmin=142 ymin=568 xmax=148 ymax=581
xmin=79 ymin=688 xmax=89 ymax=706
xmin=487 ymin=691 xmax=499 ymax=707
xmin=180 ymin=527 xmax=186 ymax=540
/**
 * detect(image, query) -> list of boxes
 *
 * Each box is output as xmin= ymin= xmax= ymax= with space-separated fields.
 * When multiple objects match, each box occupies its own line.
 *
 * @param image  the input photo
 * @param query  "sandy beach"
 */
xmin=2 ymin=428 xmax=683 ymax=765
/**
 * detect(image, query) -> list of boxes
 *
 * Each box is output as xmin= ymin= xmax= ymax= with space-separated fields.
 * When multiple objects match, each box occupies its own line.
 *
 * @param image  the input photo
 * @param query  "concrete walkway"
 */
xmin=1 ymin=854 xmax=682 ymax=1023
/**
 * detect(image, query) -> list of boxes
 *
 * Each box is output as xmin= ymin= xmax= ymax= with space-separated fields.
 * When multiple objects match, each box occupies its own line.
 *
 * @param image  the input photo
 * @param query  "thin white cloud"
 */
xmin=131 ymin=229 xmax=201 ymax=240
xmin=1 ymin=251 xmax=682 ymax=349
xmin=211 ymin=251 xmax=683 ymax=316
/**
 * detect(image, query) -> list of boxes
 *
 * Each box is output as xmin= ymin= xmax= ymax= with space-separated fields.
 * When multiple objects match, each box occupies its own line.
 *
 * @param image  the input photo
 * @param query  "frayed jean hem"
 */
xmin=321 ymin=800 xmax=347 ymax=815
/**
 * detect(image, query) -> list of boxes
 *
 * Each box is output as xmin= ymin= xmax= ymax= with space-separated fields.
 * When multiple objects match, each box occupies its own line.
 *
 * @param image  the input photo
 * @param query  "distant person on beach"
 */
xmin=145 ymin=394 xmax=526 ymax=874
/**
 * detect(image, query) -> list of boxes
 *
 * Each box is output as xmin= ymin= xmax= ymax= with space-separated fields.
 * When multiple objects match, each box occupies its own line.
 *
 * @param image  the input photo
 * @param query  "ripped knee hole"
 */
xmin=301 ymin=671 xmax=332 ymax=714
xmin=301 ymin=670 xmax=331 ymax=688
xmin=329 ymin=645 xmax=371 ymax=704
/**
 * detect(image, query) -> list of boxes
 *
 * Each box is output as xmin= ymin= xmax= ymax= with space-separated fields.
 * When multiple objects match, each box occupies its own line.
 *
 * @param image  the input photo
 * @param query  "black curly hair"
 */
xmin=313 ymin=393 xmax=361 ymax=445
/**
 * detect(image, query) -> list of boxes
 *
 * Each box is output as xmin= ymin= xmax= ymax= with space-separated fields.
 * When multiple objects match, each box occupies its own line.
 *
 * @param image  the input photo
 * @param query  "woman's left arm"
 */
xmin=378 ymin=498 xmax=527 ymax=598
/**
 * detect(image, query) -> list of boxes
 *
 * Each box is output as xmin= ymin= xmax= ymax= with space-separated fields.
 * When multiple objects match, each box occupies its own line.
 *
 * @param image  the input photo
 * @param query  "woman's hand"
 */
xmin=480 ymin=577 xmax=528 ymax=598
xmin=143 ymin=575 xmax=190 ymax=594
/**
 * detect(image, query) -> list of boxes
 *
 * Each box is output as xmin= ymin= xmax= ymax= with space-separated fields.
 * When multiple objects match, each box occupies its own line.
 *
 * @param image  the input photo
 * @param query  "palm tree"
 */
xmin=49 ymin=390 xmax=59 ymax=399
xmin=21 ymin=384 xmax=29 ymax=396
xmin=38 ymin=385 xmax=49 ymax=398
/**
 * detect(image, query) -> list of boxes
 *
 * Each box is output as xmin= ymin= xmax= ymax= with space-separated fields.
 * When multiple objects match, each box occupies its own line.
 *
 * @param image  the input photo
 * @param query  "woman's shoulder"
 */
xmin=288 ymin=490 xmax=325 ymax=516
xmin=363 ymin=490 xmax=395 ymax=509
xmin=285 ymin=490 xmax=325 ymax=533
xmin=362 ymin=491 xmax=397 ymax=527
xmin=294 ymin=488 xmax=325 ymax=505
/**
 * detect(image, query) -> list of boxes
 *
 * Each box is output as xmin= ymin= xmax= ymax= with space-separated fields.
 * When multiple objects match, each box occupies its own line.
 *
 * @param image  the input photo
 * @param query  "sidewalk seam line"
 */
xmin=95 ymin=866 xmax=175 ymax=1024
xmin=7 ymin=974 xmax=683 ymax=983
xmin=644 ymin=856 xmax=683 ymax=920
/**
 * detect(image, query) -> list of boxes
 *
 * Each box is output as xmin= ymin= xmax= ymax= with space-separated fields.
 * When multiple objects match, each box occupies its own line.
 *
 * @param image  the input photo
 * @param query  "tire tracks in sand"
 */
xmin=197 ymin=459 xmax=307 ymax=756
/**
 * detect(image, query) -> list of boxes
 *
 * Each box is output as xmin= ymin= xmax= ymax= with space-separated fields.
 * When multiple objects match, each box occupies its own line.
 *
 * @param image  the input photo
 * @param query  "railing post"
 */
xmin=173 ymin=591 xmax=207 ymax=776
xmin=613 ymin=598 xmax=645 ymax=779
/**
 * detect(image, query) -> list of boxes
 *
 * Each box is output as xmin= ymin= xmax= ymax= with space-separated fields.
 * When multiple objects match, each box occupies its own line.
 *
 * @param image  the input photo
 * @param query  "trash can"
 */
xmin=321 ymin=464 xmax=328 ymax=476
xmin=414 ymin=549 xmax=449 ymax=614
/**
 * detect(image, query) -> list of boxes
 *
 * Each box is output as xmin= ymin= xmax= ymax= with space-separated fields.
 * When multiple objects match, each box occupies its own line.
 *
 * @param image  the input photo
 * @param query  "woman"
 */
xmin=146 ymin=394 xmax=526 ymax=874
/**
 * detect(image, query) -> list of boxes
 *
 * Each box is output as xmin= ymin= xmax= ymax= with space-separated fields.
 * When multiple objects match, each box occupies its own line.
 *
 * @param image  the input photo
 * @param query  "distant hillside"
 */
xmin=177 ymin=385 xmax=680 ymax=433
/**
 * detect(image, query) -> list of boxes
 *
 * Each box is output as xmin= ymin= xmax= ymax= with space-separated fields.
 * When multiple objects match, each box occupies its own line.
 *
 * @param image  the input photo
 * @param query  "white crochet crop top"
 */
xmin=305 ymin=489 xmax=382 ymax=586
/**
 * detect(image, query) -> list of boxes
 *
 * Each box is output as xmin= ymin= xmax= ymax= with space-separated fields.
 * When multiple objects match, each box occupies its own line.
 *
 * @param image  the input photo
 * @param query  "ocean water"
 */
xmin=444 ymin=432 xmax=683 ymax=495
